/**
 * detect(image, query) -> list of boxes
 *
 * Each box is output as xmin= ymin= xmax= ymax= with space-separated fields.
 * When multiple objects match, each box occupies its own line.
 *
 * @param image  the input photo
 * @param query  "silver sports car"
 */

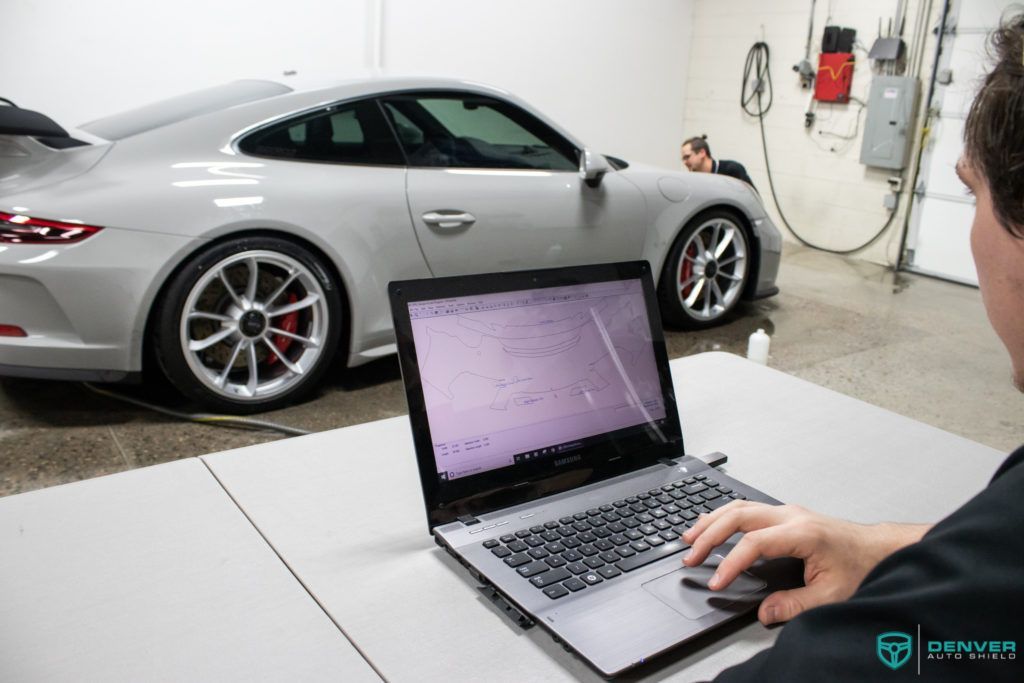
xmin=0 ymin=78 xmax=780 ymax=413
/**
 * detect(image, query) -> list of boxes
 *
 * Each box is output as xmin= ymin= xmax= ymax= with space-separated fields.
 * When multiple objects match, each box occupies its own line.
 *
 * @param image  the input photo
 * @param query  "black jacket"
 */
xmin=713 ymin=159 xmax=756 ymax=190
xmin=715 ymin=445 xmax=1024 ymax=682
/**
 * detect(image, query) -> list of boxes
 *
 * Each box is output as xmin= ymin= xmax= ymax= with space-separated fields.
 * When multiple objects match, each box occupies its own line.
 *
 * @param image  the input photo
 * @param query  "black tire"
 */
xmin=153 ymin=235 xmax=343 ymax=414
xmin=657 ymin=209 xmax=751 ymax=330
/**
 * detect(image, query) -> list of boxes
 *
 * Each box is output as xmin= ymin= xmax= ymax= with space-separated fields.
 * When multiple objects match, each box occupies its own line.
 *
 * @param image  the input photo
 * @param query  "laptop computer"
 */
xmin=388 ymin=260 xmax=799 ymax=677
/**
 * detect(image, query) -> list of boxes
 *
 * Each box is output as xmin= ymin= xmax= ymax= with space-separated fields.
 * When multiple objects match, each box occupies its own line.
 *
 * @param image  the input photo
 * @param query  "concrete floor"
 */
xmin=1 ymin=245 xmax=1021 ymax=497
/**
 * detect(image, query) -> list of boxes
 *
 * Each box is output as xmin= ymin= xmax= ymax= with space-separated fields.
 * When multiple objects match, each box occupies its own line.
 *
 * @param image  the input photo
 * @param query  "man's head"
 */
xmin=681 ymin=135 xmax=713 ymax=173
xmin=961 ymin=11 xmax=1024 ymax=391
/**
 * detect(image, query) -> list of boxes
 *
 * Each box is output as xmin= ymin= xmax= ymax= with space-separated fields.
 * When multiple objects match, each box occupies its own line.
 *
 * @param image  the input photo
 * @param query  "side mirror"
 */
xmin=579 ymin=148 xmax=609 ymax=188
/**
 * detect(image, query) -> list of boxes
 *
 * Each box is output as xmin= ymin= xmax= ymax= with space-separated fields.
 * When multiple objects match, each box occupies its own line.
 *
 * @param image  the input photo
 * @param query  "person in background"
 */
xmin=684 ymin=12 xmax=1024 ymax=682
xmin=681 ymin=134 xmax=756 ymax=189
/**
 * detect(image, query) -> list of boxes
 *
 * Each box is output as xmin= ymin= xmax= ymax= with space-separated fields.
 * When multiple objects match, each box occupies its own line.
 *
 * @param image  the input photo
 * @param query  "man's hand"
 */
xmin=681 ymin=501 xmax=930 ymax=625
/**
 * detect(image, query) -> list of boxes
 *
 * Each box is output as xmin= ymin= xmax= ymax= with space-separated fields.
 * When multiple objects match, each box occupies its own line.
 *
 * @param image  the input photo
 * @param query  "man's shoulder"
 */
xmin=718 ymin=159 xmax=748 ymax=173
xmin=992 ymin=443 xmax=1024 ymax=480
xmin=715 ymin=160 xmax=755 ymax=188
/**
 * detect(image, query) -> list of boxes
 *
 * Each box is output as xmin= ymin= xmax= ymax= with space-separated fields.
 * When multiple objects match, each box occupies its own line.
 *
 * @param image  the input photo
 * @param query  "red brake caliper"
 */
xmin=680 ymin=244 xmax=697 ymax=297
xmin=268 ymin=292 xmax=298 ymax=366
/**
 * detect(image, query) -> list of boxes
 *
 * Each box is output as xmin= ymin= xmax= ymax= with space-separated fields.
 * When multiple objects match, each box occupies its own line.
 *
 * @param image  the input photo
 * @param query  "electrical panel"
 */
xmin=815 ymin=53 xmax=855 ymax=102
xmin=859 ymin=75 xmax=920 ymax=170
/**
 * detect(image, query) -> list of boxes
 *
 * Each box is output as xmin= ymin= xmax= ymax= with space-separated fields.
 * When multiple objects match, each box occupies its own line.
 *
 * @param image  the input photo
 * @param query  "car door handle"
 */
xmin=421 ymin=211 xmax=476 ymax=230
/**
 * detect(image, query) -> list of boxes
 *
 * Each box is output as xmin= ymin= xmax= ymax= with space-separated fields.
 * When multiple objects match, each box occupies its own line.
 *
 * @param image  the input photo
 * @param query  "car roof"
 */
xmin=78 ymin=76 xmax=519 ymax=142
xmin=77 ymin=75 xmax=586 ymax=152
xmin=284 ymin=74 xmax=515 ymax=98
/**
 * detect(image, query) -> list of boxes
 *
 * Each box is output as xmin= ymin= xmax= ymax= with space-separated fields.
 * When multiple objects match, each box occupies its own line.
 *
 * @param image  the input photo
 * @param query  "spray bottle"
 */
xmin=747 ymin=328 xmax=770 ymax=365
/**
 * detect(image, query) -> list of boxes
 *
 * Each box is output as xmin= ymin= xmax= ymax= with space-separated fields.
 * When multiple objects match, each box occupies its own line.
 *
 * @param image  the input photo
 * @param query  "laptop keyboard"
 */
xmin=481 ymin=474 xmax=745 ymax=599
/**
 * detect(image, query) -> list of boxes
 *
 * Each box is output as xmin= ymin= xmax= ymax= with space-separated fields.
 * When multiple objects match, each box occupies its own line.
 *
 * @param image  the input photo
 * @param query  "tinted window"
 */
xmin=239 ymin=99 xmax=404 ymax=165
xmin=380 ymin=94 xmax=578 ymax=171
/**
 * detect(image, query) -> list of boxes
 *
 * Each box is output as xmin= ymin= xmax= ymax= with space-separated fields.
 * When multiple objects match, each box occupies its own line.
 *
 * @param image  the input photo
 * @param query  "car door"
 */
xmin=378 ymin=92 xmax=646 ymax=277
xmin=237 ymin=98 xmax=427 ymax=351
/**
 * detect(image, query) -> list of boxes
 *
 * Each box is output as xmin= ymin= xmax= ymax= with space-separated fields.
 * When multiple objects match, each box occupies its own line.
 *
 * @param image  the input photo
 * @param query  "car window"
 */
xmin=379 ymin=94 xmax=578 ymax=171
xmin=385 ymin=106 xmax=425 ymax=148
xmin=239 ymin=99 xmax=404 ymax=165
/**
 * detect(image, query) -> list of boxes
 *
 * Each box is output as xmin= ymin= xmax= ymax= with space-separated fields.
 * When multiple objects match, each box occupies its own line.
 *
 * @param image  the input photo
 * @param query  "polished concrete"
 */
xmin=1 ymin=245 xmax=1021 ymax=497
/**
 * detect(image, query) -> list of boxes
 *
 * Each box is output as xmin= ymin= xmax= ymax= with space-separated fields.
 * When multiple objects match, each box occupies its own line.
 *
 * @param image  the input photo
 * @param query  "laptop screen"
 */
xmin=407 ymin=276 xmax=667 ymax=482
xmin=390 ymin=261 xmax=684 ymax=529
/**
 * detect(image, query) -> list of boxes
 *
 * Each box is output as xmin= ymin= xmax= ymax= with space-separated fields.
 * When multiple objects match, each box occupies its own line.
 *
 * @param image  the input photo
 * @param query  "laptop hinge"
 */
xmin=456 ymin=514 xmax=480 ymax=526
xmin=658 ymin=457 xmax=678 ymax=467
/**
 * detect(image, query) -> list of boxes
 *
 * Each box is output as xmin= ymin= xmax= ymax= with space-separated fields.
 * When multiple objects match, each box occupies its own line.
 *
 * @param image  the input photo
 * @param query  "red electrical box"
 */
xmin=815 ymin=52 xmax=855 ymax=102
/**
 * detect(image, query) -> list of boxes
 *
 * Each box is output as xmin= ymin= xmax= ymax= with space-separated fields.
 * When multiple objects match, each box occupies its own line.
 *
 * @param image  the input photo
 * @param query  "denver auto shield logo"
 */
xmin=877 ymin=631 xmax=914 ymax=671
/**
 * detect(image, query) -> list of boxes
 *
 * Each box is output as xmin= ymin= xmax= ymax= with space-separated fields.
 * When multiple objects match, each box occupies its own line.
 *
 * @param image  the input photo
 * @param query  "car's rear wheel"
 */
xmin=154 ymin=236 xmax=342 ymax=414
xmin=658 ymin=210 xmax=750 ymax=329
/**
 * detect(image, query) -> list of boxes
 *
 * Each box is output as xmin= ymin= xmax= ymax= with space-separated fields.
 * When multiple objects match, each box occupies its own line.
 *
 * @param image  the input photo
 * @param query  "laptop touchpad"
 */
xmin=641 ymin=554 xmax=767 ymax=620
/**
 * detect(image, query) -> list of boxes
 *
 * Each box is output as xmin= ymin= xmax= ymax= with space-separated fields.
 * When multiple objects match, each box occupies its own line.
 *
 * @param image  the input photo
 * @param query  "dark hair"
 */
xmin=682 ymin=134 xmax=711 ymax=157
xmin=964 ymin=11 xmax=1024 ymax=237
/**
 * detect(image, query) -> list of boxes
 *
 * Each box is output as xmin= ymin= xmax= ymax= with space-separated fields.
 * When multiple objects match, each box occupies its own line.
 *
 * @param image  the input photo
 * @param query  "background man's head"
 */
xmin=962 ymin=11 xmax=1024 ymax=391
xmin=681 ymin=135 xmax=712 ymax=172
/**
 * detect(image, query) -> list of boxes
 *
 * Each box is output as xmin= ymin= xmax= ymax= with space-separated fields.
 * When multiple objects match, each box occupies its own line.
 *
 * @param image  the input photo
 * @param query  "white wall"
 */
xmin=1 ymin=0 xmax=368 ymax=126
xmin=382 ymin=0 xmax=693 ymax=169
xmin=1 ymin=0 xmax=693 ymax=170
xmin=683 ymin=0 xmax=940 ymax=265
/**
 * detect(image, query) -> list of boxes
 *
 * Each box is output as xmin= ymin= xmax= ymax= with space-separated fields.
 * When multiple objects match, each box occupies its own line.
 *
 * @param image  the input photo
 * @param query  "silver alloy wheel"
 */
xmin=675 ymin=217 xmax=748 ymax=321
xmin=178 ymin=249 xmax=329 ymax=401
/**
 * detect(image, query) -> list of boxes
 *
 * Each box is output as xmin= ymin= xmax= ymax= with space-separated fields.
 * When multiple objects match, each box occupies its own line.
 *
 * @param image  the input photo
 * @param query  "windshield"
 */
xmin=80 ymin=80 xmax=292 ymax=141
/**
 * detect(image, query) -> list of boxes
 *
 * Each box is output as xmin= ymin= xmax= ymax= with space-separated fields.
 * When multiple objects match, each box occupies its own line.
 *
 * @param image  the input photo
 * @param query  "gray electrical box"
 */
xmin=859 ymin=75 xmax=920 ymax=170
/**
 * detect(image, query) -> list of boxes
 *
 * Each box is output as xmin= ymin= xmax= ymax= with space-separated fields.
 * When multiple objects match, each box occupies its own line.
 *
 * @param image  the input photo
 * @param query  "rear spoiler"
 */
xmin=0 ymin=105 xmax=69 ymax=138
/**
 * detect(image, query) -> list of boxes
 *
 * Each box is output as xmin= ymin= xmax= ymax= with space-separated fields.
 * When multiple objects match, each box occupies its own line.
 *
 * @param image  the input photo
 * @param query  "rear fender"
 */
xmin=0 ymin=135 xmax=112 ymax=197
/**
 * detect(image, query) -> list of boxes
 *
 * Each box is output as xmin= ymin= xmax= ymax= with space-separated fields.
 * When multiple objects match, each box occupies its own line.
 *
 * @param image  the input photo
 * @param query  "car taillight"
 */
xmin=0 ymin=212 xmax=103 ymax=244
xmin=0 ymin=325 xmax=27 ymax=337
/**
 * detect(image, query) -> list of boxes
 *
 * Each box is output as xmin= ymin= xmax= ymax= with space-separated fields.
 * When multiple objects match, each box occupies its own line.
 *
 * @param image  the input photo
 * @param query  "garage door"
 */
xmin=904 ymin=0 xmax=1016 ymax=285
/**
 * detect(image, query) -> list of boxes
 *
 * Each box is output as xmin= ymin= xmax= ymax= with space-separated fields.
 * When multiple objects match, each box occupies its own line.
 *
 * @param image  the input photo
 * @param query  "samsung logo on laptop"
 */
xmin=554 ymin=454 xmax=582 ymax=467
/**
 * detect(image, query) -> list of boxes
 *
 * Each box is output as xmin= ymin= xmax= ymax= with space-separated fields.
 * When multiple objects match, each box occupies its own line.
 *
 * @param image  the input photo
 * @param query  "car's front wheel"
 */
xmin=154 ymin=236 xmax=342 ymax=413
xmin=658 ymin=210 xmax=750 ymax=329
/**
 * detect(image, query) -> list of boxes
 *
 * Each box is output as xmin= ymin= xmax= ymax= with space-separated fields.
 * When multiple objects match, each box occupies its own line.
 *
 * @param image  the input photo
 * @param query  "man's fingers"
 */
xmin=681 ymin=501 xmax=755 ymax=566
xmin=756 ymin=584 xmax=834 ymax=625
xmin=706 ymin=526 xmax=801 ymax=591
xmin=682 ymin=502 xmax=787 ymax=568
xmin=682 ymin=500 xmax=746 ymax=543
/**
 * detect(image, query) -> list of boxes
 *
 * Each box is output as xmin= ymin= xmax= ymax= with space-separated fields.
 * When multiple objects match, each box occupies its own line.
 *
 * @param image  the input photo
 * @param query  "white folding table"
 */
xmin=200 ymin=352 xmax=1005 ymax=681
xmin=0 ymin=458 xmax=381 ymax=682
